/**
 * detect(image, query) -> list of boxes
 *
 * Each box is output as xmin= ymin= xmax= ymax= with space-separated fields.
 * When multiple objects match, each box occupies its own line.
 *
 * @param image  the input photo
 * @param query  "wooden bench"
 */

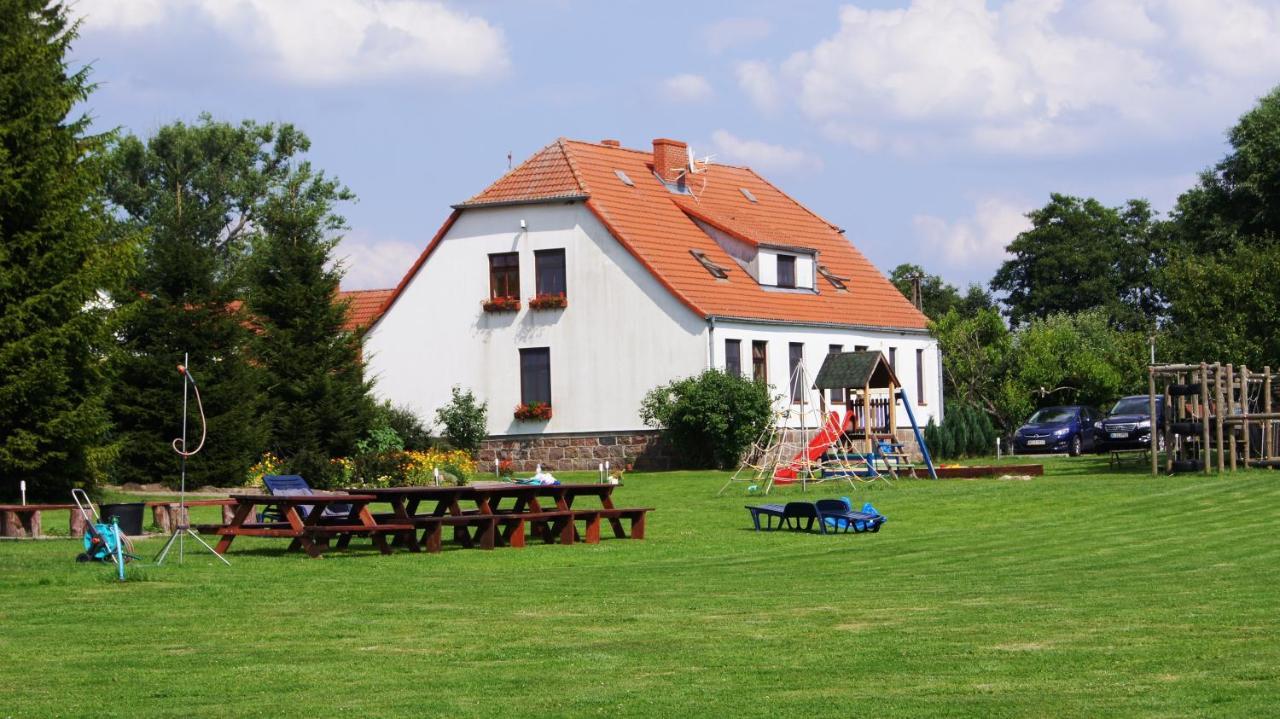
xmin=146 ymin=499 xmax=238 ymax=533
xmin=562 ymin=507 xmax=654 ymax=543
xmin=0 ymin=504 xmax=81 ymax=538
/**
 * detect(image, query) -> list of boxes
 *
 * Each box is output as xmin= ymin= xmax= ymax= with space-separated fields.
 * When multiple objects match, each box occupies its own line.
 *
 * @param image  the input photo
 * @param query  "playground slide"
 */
xmin=774 ymin=412 xmax=843 ymax=482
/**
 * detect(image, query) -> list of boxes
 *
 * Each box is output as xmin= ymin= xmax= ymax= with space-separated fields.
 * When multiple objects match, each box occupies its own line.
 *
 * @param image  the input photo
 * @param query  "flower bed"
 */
xmin=528 ymin=292 xmax=567 ymax=310
xmin=482 ymin=296 xmax=520 ymax=313
xmin=513 ymin=401 xmax=552 ymax=421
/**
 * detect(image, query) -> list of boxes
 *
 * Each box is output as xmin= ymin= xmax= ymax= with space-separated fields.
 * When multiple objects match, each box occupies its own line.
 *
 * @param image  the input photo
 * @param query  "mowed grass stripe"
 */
xmin=2 ymin=460 xmax=1279 ymax=717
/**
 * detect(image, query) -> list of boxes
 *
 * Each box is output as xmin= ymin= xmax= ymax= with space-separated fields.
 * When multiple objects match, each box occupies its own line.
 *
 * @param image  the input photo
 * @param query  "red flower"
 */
xmin=513 ymin=401 xmax=553 ymax=420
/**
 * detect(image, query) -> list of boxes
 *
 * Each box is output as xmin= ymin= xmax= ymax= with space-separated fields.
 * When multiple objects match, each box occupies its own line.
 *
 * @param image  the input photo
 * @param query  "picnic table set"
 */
xmin=197 ymin=479 xmax=654 ymax=558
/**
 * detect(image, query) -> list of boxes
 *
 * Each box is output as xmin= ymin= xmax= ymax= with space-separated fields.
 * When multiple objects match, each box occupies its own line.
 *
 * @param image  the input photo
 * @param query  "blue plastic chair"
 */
xmin=816 ymin=497 xmax=886 ymax=533
xmin=260 ymin=475 xmax=352 ymax=522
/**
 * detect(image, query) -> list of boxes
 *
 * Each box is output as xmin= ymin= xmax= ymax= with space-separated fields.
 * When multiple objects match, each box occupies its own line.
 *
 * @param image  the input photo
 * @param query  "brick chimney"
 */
xmin=652 ymin=138 xmax=687 ymax=184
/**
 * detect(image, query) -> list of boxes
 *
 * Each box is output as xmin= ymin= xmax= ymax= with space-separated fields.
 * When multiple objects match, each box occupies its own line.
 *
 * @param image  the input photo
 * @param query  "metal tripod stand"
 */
xmin=155 ymin=354 xmax=230 ymax=566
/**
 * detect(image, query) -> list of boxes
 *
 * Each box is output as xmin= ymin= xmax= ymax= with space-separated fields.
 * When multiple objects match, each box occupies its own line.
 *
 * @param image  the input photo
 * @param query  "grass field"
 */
xmin=2 ymin=457 xmax=1278 ymax=717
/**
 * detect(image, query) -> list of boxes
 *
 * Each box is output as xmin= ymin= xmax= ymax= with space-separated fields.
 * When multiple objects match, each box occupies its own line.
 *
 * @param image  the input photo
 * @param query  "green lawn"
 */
xmin=2 ymin=458 xmax=1278 ymax=717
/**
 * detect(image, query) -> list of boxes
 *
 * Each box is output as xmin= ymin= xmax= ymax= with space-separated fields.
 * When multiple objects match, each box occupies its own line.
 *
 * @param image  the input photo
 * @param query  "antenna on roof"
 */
xmin=685 ymin=146 xmax=714 ymax=175
xmin=507 ymin=151 xmax=512 ymax=170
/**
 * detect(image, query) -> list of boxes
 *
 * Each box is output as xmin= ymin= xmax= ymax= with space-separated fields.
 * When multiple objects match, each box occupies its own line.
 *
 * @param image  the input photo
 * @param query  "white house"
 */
xmin=365 ymin=137 xmax=941 ymax=469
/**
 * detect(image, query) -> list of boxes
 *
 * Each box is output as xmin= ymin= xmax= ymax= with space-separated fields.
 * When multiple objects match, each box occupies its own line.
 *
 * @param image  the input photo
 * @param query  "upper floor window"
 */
xmin=777 ymin=254 xmax=796 ymax=288
xmin=489 ymin=252 xmax=519 ymax=299
xmin=725 ymin=339 xmax=742 ymax=377
xmin=535 ymin=249 xmax=566 ymax=296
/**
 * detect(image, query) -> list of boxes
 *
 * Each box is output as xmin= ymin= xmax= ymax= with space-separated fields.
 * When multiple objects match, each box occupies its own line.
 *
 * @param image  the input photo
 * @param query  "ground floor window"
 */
xmin=520 ymin=347 xmax=551 ymax=406
xmin=752 ymin=340 xmax=768 ymax=383
xmin=916 ymin=348 xmax=927 ymax=405
xmin=789 ymin=342 xmax=804 ymax=403
xmin=725 ymin=339 xmax=741 ymax=377
xmin=827 ymin=344 xmax=844 ymax=403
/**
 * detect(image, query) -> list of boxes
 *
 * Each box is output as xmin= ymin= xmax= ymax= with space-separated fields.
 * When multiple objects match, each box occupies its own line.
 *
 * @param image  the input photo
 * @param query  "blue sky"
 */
xmin=71 ymin=0 xmax=1280 ymax=290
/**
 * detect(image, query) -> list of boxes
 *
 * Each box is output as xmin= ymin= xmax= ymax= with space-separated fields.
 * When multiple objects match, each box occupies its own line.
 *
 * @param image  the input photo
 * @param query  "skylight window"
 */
xmin=690 ymin=249 xmax=730 ymax=280
xmin=817 ymin=265 xmax=850 ymax=291
xmin=614 ymin=169 xmax=634 ymax=187
xmin=739 ymin=187 xmax=758 ymax=203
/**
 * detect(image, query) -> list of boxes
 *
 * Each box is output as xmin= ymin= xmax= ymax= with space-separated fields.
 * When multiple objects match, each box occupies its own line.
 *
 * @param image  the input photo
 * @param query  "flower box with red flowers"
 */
xmin=513 ymin=401 xmax=553 ymax=421
xmin=482 ymin=296 xmax=521 ymax=313
xmin=528 ymin=293 xmax=567 ymax=310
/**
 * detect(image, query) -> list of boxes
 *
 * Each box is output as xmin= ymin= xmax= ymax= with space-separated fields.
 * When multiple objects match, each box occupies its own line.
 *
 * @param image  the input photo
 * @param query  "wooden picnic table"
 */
xmin=198 ymin=493 xmax=411 ymax=558
xmin=352 ymin=483 xmax=651 ymax=552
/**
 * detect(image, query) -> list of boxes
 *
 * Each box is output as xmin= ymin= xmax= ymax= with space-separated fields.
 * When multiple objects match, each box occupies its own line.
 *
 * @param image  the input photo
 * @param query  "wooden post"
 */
xmin=1227 ymin=364 xmax=1237 ymax=471
xmin=1200 ymin=363 xmax=1211 ymax=474
xmin=1215 ymin=364 xmax=1225 ymax=474
xmin=152 ymin=504 xmax=172 ymax=534
xmin=1242 ymin=365 xmax=1251 ymax=469
xmin=1 ymin=510 xmax=39 ymax=538
xmin=1149 ymin=366 xmax=1158 ymax=477
xmin=863 ymin=381 xmax=873 ymax=457
xmin=888 ymin=380 xmax=898 ymax=446
xmin=1264 ymin=366 xmax=1273 ymax=461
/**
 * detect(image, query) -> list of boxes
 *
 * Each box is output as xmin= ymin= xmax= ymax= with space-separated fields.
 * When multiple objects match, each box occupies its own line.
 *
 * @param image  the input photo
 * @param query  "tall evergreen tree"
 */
xmin=246 ymin=130 xmax=374 ymax=486
xmin=0 ymin=2 xmax=131 ymax=501
xmin=104 ymin=117 xmax=292 ymax=488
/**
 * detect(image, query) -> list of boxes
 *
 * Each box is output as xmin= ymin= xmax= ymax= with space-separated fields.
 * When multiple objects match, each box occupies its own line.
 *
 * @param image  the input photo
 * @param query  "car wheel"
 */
xmin=1069 ymin=435 xmax=1082 ymax=457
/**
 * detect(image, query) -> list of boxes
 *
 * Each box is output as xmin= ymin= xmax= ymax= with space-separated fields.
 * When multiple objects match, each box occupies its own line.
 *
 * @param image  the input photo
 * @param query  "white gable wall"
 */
xmin=365 ymin=201 xmax=708 ymax=435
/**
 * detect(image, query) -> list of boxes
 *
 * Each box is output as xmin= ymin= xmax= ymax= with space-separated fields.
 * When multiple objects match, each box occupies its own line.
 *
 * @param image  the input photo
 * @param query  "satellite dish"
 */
xmin=686 ymin=147 xmax=714 ymax=175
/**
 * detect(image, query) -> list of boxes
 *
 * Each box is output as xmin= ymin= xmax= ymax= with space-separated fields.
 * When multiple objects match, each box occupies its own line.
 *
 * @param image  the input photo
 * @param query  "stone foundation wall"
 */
xmin=478 ymin=430 xmax=675 ymax=473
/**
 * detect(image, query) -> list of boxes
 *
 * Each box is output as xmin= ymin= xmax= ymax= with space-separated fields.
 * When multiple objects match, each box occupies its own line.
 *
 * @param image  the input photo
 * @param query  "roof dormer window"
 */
xmin=690 ymin=249 xmax=730 ymax=280
xmin=777 ymin=254 xmax=796 ymax=288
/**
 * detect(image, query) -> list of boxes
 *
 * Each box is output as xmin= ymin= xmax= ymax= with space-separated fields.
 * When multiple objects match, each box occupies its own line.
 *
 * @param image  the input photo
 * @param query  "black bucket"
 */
xmin=100 ymin=503 xmax=145 ymax=536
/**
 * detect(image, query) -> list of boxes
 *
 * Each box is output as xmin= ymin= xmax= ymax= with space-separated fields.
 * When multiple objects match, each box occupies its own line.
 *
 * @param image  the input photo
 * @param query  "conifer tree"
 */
xmin=104 ymin=117 xmax=286 ymax=488
xmin=246 ymin=132 xmax=374 ymax=486
xmin=0 ymin=2 xmax=129 ymax=500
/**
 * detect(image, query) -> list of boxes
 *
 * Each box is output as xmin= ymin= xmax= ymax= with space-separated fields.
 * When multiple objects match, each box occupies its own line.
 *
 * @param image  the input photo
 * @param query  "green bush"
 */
xmin=434 ymin=386 xmax=488 ymax=453
xmin=372 ymin=401 xmax=432 ymax=451
xmin=640 ymin=369 xmax=773 ymax=469
xmin=924 ymin=405 xmax=999 ymax=460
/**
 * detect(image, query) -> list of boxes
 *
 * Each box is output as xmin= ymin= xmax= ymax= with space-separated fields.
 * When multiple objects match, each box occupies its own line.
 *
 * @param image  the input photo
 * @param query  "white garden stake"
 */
xmin=433 ymin=468 xmax=441 ymax=486
xmin=494 ymin=458 xmax=499 ymax=478
xmin=996 ymin=436 xmax=1002 ymax=460
xmin=20 ymin=480 xmax=26 ymax=506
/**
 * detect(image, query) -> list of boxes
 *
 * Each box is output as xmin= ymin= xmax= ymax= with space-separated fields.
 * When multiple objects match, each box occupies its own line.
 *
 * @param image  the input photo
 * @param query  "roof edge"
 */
xmin=708 ymin=314 xmax=931 ymax=334
xmin=451 ymin=194 xmax=589 ymax=210
xmin=369 ymin=210 xmax=461 ymax=332
xmin=584 ymin=199 xmax=707 ymax=320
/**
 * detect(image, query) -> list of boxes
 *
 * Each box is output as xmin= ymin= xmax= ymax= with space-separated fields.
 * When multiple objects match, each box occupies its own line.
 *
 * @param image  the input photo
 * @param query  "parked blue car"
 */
xmin=1096 ymin=395 xmax=1165 ymax=452
xmin=1012 ymin=405 xmax=1102 ymax=456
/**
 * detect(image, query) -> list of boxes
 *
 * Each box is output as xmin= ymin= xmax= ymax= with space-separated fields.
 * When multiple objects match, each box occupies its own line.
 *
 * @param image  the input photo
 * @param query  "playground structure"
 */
xmin=1147 ymin=362 xmax=1280 ymax=475
xmin=721 ymin=351 xmax=936 ymax=495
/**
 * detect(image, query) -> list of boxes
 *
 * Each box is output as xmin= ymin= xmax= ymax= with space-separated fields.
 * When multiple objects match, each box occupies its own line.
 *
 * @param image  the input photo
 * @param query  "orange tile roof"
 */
xmin=338 ymin=288 xmax=394 ymax=331
xmin=457 ymin=139 xmax=588 ymax=208
xmin=384 ymin=138 xmax=928 ymax=331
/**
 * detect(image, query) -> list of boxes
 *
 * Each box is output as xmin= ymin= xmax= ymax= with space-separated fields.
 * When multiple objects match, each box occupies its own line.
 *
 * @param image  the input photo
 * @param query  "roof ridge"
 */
xmin=557 ymin=137 xmax=591 ymax=195
xmin=562 ymin=138 xmax=755 ymax=171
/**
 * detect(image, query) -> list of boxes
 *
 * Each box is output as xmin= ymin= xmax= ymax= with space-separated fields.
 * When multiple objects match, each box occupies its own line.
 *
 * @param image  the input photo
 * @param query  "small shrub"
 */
xmin=371 ymin=401 xmax=432 ymax=451
xmin=641 ymin=369 xmax=773 ymax=469
xmin=435 ymin=386 xmax=488 ymax=453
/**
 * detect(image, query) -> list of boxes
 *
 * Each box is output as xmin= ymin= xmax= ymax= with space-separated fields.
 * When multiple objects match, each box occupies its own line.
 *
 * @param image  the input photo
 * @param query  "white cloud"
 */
xmin=75 ymin=0 xmax=508 ymax=85
xmin=334 ymin=231 xmax=420 ymax=290
xmin=749 ymin=0 xmax=1280 ymax=155
xmin=913 ymin=198 xmax=1031 ymax=276
xmin=661 ymin=73 xmax=713 ymax=103
xmin=705 ymin=17 xmax=772 ymax=54
xmin=736 ymin=60 xmax=779 ymax=112
xmin=710 ymin=130 xmax=821 ymax=174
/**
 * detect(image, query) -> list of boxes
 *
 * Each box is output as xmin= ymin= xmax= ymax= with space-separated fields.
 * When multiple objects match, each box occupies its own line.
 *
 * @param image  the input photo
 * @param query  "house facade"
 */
xmin=365 ymin=138 xmax=941 ymax=470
